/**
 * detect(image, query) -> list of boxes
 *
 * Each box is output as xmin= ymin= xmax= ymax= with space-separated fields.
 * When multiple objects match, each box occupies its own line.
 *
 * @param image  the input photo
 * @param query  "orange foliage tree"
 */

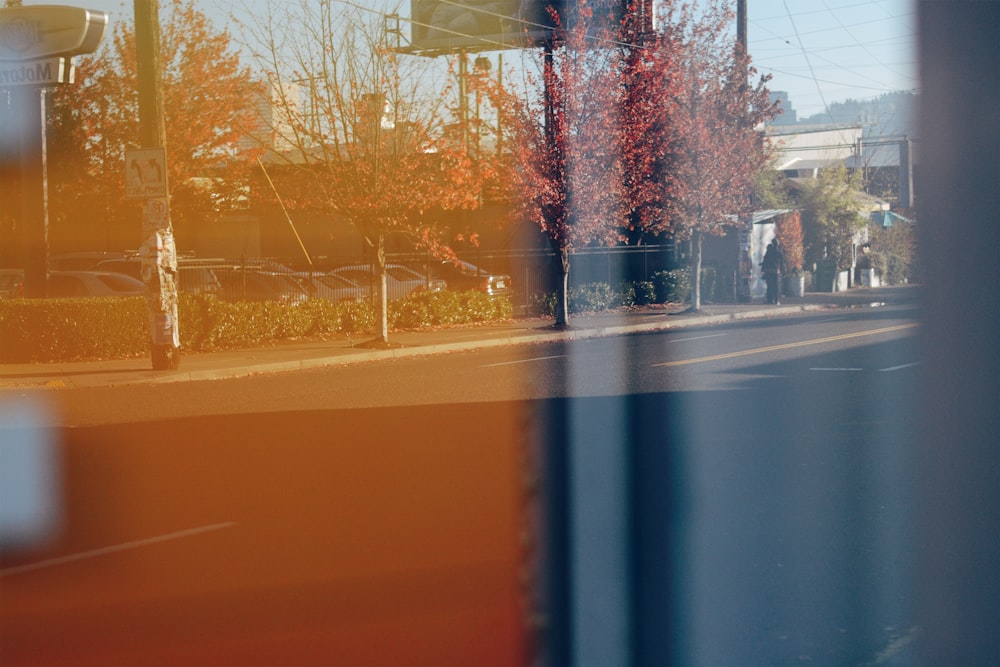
xmin=774 ymin=210 xmax=804 ymax=274
xmin=45 ymin=0 xmax=262 ymax=251
xmin=239 ymin=1 xmax=490 ymax=344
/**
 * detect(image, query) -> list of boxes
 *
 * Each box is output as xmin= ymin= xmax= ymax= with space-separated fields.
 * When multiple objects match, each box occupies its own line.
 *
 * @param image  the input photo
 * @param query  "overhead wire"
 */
xmin=781 ymin=0 xmax=833 ymax=122
xmin=820 ymin=0 xmax=913 ymax=84
xmin=233 ymin=0 xmax=917 ymax=118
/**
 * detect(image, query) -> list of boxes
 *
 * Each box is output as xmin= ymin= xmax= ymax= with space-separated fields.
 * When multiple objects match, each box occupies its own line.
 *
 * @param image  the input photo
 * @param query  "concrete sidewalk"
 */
xmin=0 ymin=286 xmax=917 ymax=390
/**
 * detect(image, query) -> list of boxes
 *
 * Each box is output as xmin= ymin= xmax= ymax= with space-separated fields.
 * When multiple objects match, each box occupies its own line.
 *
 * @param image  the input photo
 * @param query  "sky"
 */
xmin=745 ymin=0 xmax=918 ymax=120
xmin=54 ymin=0 xmax=919 ymax=122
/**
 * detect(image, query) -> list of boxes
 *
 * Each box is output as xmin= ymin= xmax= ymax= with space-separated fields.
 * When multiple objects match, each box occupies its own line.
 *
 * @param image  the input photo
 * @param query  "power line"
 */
xmin=781 ymin=0 xmax=833 ymax=123
xmin=759 ymin=65 xmax=918 ymax=94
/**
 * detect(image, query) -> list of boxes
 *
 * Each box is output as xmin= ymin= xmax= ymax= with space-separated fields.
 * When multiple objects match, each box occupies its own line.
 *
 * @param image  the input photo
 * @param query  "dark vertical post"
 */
xmin=898 ymin=136 xmax=913 ymax=209
xmin=496 ymin=53 xmax=503 ymax=156
xmin=457 ymin=51 xmax=468 ymax=151
xmin=737 ymin=0 xmax=747 ymax=54
xmin=16 ymin=87 xmax=48 ymax=297
xmin=916 ymin=2 xmax=999 ymax=663
xmin=135 ymin=1 xmax=166 ymax=151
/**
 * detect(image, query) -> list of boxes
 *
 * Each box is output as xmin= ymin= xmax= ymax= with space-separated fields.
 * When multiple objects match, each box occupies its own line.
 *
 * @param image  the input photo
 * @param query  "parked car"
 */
xmin=50 ymin=251 xmax=128 ymax=271
xmin=300 ymin=273 xmax=367 ymax=303
xmin=1 ymin=269 xmax=145 ymax=298
xmin=329 ymin=264 xmax=446 ymax=301
xmin=214 ymin=268 xmax=310 ymax=305
xmin=431 ymin=260 xmax=511 ymax=297
xmin=47 ymin=271 xmax=145 ymax=297
xmin=0 ymin=268 xmax=25 ymax=298
xmin=96 ymin=258 xmax=223 ymax=297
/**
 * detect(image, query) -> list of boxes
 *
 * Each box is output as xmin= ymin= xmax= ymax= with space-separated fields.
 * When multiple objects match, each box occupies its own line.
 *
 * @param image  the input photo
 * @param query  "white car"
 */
xmin=329 ymin=264 xmax=446 ymax=301
xmin=302 ymin=273 xmax=368 ymax=303
xmin=0 ymin=269 xmax=145 ymax=298
xmin=47 ymin=270 xmax=146 ymax=297
xmin=96 ymin=258 xmax=223 ymax=297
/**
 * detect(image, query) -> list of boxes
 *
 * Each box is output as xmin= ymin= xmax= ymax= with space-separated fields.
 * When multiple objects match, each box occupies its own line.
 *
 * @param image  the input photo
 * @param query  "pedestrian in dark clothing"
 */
xmin=761 ymin=239 xmax=783 ymax=304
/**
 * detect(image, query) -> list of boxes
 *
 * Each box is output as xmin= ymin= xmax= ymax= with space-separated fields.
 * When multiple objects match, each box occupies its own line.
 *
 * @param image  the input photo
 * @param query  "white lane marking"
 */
xmin=810 ymin=368 xmax=864 ymax=372
xmin=879 ymin=361 xmax=921 ymax=372
xmin=653 ymin=324 xmax=918 ymax=368
xmin=0 ymin=522 xmax=237 ymax=578
xmin=482 ymin=355 xmax=566 ymax=368
xmin=668 ymin=333 xmax=728 ymax=343
xmin=865 ymin=625 xmax=920 ymax=666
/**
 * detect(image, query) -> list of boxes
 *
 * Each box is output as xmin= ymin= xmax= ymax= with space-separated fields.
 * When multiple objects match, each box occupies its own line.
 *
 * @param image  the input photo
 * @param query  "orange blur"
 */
xmin=0 ymin=402 xmax=532 ymax=666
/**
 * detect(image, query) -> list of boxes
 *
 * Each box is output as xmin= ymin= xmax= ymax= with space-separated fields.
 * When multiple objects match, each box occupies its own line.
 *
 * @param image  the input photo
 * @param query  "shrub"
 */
xmin=337 ymin=300 xmax=375 ymax=335
xmin=0 ymin=289 xmax=516 ymax=363
xmin=390 ymin=294 xmax=432 ymax=329
xmin=868 ymin=221 xmax=917 ymax=285
xmin=569 ymin=282 xmax=618 ymax=313
xmin=458 ymin=291 xmax=513 ymax=321
xmin=0 ymin=297 xmax=148 ymax=362
xmin=652 ymin=269 xmax=691 ymax=303
xmin=529 ymin=292 xmax=557 ymax=317
xmin=700 ymin=267 xmax=718 ymax=303
xmin=629 ymin=280 xmax=657 ymax=306
xmin=390 ymin=290 xmax=513 ymax=329
xmin=631 ymin=280 xmax=656 ymax=306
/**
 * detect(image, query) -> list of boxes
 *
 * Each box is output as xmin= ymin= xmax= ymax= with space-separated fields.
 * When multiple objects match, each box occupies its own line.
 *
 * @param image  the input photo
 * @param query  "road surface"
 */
xmin=1 ymin=303 xmax=922 ymax=665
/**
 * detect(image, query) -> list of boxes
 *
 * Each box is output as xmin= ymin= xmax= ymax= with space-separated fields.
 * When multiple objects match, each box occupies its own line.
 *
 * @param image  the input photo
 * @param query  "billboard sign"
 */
xmin=0 ymin=5 xmax=108 ymax=61
xmin=410 ymin=0 xmax=623 ymax=53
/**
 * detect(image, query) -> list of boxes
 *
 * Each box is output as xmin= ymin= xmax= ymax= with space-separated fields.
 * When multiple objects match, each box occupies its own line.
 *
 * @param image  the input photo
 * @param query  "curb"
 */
xmin=135 ymin=303 xmax=826 ymax=386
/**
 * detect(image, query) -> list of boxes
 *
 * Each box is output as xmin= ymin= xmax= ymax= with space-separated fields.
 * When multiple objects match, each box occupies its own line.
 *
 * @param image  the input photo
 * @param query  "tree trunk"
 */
xmin=554 ymin=244 xmax=570 ymax=327
xmin=691 ymin=231 xmax=703 ymax=311
xmin=374 ymin=231 xmax=389 ymax=343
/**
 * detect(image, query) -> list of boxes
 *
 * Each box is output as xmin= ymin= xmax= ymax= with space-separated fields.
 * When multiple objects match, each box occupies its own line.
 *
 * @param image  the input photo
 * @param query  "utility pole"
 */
xmin=134 ymin=0 xmax=180 ymax=369
xmin=899 ymin=136 xmax=913 ymax=208
xmin=737 ymin=0 xmax=747 ymax=55
xmin=14 ymin=85 xmax=47 ymax=297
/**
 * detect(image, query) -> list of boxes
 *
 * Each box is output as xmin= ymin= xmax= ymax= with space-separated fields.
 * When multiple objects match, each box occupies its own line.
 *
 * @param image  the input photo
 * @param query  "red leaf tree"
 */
xmin=617 ymin=1 xmax=683 ymax=245
xmin=656 ymin=1 xmax=777 ymax=311
xmin=490 ymin=0 xmax=774 ymax=322
xmin=488 ymin=1 xmax=627 ymax=326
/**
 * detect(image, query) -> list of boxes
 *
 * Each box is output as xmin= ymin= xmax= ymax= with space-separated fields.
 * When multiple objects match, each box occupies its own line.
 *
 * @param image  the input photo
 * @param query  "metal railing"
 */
xmin=7 ymin=245 xmax=682 ymax=306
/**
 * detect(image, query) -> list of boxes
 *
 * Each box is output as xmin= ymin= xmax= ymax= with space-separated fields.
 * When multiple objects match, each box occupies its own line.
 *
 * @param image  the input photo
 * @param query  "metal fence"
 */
xmin=8 ymin=245 xmax=683 ymax=306
xmin=193 ymin=244 xmax=683 ymax=307
xmin=349 ymin=244 xmax=682 ymax=309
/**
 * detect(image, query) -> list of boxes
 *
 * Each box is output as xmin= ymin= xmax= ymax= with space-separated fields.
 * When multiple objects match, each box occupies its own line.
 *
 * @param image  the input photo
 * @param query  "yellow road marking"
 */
xmin=652 ymin=323 xmax=918 ymax=368
xmin=0 ymin=378 xmax=68 ymax=390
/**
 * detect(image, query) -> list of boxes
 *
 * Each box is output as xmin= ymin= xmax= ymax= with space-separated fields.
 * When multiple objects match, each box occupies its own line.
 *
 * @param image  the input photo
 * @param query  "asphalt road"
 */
xmin=1 ymin=303 xmax=923 ymax=666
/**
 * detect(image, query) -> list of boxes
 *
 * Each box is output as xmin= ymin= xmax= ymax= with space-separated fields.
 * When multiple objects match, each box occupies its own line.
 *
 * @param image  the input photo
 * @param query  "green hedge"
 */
xmin=0 ymin=297 xmax=150 ymax=363
xmin=527 ymin=268 xmax=737 ymax=317
xmin=0 ymin=291 xmax=513 ymax=363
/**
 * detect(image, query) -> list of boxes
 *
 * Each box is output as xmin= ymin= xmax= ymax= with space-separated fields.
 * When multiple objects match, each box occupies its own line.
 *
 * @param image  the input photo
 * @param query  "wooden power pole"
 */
xmin=134 ymin=0 xmax=180 ymax=369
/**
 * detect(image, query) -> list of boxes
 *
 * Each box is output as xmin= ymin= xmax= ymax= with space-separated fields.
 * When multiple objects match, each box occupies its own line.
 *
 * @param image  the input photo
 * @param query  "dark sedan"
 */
xmin=432 ymin=260 xmax=511 ymax=297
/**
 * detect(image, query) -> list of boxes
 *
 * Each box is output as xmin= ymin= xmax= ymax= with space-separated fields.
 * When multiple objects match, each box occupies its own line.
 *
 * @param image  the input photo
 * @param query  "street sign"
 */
xmin=0 ymin=56 xmax=73 ymax=87
xmin=125 ymin=148 xmax=167 ymax=199
xmin=145 ymin=197 xmax=168 ymax=225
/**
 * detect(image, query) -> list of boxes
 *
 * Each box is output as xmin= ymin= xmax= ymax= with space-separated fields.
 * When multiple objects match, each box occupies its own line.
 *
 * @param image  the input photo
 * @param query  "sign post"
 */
xmin=0 ymin=5 xmax=108 ymax=298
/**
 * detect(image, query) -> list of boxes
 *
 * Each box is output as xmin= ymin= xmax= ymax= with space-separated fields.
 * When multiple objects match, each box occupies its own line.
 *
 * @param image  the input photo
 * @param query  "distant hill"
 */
xmin=798 ymin=91 xmax=917 ymax=139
